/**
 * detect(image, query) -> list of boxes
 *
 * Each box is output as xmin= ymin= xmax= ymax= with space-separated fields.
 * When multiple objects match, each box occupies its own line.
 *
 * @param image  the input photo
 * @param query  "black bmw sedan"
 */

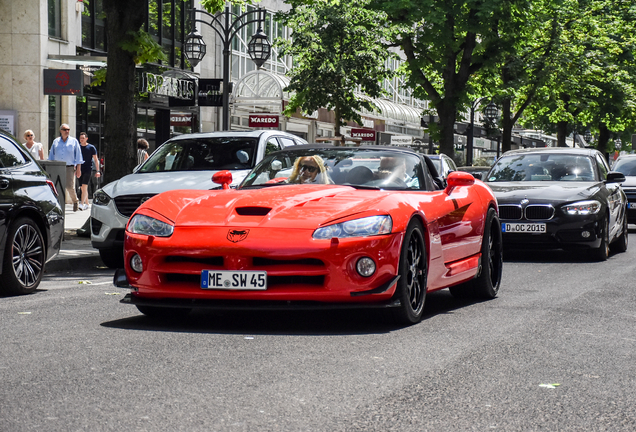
xmin=0 ymin=130 xmax=64 ymax=295
xmin=484 ymin=148 xmax=627 ymax=261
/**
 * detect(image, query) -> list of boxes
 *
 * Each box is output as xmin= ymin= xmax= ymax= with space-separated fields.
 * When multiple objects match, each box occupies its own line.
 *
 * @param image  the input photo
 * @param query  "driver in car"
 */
xmin=288 ymin=155 xmax=333 ymax=184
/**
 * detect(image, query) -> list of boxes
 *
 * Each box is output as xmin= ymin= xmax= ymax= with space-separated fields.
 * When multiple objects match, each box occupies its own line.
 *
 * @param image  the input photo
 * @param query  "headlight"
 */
xmin=128 ymin=214 xmax=174 ymax=237
xmin=92 ymin=190 xmax=111 ymax=206
xmin=313 ymin=215 xmax=392 ymax=239
xmin=563 ymin=200 xmax=602 ymax=215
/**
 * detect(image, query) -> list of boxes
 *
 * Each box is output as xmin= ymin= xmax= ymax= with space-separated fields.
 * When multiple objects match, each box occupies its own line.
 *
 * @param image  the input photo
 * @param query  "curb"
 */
xmin=45 ymin=255 xmax=106 ymax=273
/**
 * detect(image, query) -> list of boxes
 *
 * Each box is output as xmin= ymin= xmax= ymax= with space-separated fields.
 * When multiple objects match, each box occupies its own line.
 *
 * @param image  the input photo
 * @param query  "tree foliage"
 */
xmin=275 ymin=0 xmax=396 ymax=139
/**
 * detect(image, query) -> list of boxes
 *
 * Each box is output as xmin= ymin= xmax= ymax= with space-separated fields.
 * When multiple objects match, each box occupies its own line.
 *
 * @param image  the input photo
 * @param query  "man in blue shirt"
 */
xmin=49 ymin=124 xmax=84 ymax=212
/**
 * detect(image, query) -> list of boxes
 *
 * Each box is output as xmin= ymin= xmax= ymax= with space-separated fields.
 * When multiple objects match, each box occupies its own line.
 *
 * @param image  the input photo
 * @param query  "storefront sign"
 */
xmin=249 ymin=114 xmax=279 ymax=128
xmin=0 ymin=110 xmax=16 ymax=135
xmin=44 ymin=69 xmax=83 ymax=96
xmin=198 ymin=79 xmax=224 ymax=107
xmin=171 ymin=114 xmax=192 ymax=127
xmin=351 ymin=128 xmax=376 ymax=141
xmin=390 ymin=135 xmax=413 ymax=146
xmin=139 ymin=72 xmax=195 ymax=100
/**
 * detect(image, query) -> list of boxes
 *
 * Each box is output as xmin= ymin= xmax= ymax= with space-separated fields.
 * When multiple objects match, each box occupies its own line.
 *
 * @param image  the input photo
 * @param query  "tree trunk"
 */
xmin=436 ymin=101 xmax=457 ymax=157
xmin=103 ymin=0 xmax=146 ymax=184
xmin=557 ymin=121 xmax=568 ymax=147
xmin=598 ymin=122 xmax=610 ymax=162
xmin=334 ymin=103 xmax=342 ymax=146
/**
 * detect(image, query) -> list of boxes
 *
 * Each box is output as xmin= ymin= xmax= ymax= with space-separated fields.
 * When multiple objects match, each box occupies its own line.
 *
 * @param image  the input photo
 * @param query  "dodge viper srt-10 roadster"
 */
xmin=115 ymin=145 xmax=503 ymax=324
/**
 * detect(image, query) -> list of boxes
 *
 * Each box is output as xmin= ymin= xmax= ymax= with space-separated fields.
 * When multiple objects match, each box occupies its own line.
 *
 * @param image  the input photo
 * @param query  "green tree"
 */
xmin=275 ymin=0 xmax=396 ymax=141
xmin=369 ymin=0 xmax=530 ymax=157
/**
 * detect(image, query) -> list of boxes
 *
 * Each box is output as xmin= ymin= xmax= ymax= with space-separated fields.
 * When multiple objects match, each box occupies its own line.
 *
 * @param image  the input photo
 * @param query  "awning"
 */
xmin=48 ymin=55 xmax=107 ymax=67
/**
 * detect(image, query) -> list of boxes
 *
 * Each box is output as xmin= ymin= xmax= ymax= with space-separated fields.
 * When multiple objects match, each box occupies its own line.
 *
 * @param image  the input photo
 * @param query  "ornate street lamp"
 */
xmin=584 ymin=130 xmax=593 ymax=144
xmin=483 ymin=102 xmax=501 ymax=158
xmin=184 ymin=6 xmax=271 ymax=131
xmin=615 ymin=138 xmax=622 ymax=151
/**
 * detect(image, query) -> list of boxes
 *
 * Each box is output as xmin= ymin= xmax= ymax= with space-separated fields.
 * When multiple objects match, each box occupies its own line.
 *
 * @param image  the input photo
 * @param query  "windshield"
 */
xmin=138 ymin=137 xmax=258 ymax=173
xmin=487 ymin=153 xmax=596 ymax=182
xmin=240 ymin=148 xmax=423 ymax=190
xmin=612 ymin=158 xmax=636 ymax=176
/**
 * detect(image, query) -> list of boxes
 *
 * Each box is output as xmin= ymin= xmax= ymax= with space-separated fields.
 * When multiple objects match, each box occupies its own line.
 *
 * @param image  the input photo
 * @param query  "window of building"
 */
xmin=48 ymin=96 xmax=61 ymax=147
xmin=81 ymin=0 xmax=106 ymax=51
xmin=147 ymin=0 xmax=191 ymax=68
xmin=48 ymin=0 xmax=61 ymax=38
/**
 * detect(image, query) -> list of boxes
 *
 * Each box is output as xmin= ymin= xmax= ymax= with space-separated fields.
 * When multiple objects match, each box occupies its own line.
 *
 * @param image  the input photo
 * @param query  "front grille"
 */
xmin=114 ymin=194 xmax=157 ymax=217
xmin=525 ymin=205 xmax=554 ymax=220
xmin=253 ymin=257 xmax=324 ymax=267
xmin=499 ymin=205 xmax=522 ymax=220
xmin=623 ymin=189 xmax=636 ymax=202
xmin=165 ymin=256 xmax=224 ymax=266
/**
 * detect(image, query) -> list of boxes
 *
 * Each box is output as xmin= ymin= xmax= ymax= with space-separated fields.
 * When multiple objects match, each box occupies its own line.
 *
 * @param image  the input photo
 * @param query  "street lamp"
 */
xmin=615 ymin=138 xmax=622 ymax=151
xmin=483 ymin=102 xmax=501 ymax=158
xmin=185 ymin=6 xmax=272 ymax=131
xmin=584 ymin=130 xmax=593 ymax=145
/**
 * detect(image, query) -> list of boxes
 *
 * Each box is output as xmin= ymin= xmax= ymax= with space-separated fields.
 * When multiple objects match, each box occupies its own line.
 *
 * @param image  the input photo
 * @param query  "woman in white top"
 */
xmin=23 ymin=130 xmax=44 ymax=160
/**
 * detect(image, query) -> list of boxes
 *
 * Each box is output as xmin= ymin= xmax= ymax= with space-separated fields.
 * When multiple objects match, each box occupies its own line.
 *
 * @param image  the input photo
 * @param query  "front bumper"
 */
xmin=501 ymin=216 xmax=603 ymax=249
xmin=90 ymin=199 xmax=129 ymax=249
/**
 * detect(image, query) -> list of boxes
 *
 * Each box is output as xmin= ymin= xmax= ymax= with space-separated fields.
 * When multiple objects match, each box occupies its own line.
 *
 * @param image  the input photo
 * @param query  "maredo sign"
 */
xmin=351 ymin=128 xmax=376 ymax=141
xmin=249 ymin=114 xmax=279 ymax=128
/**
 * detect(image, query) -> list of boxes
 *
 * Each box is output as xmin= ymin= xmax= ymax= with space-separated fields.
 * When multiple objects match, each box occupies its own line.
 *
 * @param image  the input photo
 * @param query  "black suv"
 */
xmin=0 ymin=130 xmax=64 ymax=295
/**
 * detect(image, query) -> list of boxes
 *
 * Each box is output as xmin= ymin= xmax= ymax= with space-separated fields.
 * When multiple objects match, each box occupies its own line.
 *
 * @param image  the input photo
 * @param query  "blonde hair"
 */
xmin=288 ymin=155 xmax=332 ymax=184
xmin=23 ymin=130 xmax=34 ymax=140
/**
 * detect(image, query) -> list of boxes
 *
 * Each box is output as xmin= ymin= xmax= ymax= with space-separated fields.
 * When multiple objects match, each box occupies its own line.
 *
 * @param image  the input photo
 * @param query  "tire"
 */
xmin=99 ymin=247 xmax=125 ymax=269
xmin=136 ymin=305 xmax=191 ymax=320
xmin=610 ymin=212 xmax=628 ymax=253
xmin=449 ymin=207 xmax=503 ymax=299
xmin=389 ymin=220 xmax=427 ymax=325
xmin=591 ymin=216 xmax=609 ymax=261
xmin=0 ymin=217 xmax=46 ymax=295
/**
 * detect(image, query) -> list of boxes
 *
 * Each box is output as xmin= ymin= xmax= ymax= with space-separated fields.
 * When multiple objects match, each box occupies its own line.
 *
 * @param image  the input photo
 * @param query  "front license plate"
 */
xmin=201 ymin=270 xmax=267 ymax=290
xmin=502 ymin=222 xmax=546 ymax=233
xmin=628 ymin=202 xmax=636 ymax=209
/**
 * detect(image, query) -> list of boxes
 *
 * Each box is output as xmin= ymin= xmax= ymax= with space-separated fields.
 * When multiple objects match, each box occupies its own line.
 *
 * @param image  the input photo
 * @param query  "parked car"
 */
xmin=115 ymin=145 xmax=503 ymax=325
xmin=456 ymin=165 xmax=492 ymax=180
xmin=0 ymin=130 xmax=64 ymax=295
xmin=427 ymin=154 xmax=457 ymax=178
xmin=484 ymin=147 xmax=628 ymax=260
xmin=91 ymin=131 xmax=307 ymax=268
xmin=610 ymin=154 xmax=636 ymax=224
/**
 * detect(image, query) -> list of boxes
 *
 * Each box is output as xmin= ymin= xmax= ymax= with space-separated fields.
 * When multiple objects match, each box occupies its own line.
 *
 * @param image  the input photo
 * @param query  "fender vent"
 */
xmin=235 ymin=207 xmax=271 ymax=216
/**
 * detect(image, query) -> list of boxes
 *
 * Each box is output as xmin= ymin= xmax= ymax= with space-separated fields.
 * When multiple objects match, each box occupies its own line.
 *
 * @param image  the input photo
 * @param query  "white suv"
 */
xmin=90 ymin=130 xmax=307 ymax=268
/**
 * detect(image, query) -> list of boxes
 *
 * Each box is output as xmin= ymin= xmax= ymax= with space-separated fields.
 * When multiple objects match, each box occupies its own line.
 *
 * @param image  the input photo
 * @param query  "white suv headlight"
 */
xmin=128 ymin=214 xmax=174 ymax=237
xmin=92 ymin=190 xmax=111 ymax=206
xmin=563 ymin=200 xmax=602 ymax=215
xmin=313 ymin=215 xmax=392 ymax=239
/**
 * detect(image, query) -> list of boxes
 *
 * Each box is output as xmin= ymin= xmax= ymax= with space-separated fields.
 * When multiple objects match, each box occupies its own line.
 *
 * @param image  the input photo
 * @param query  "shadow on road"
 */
xmin=100 ymin=289 xmax=486 ymax=336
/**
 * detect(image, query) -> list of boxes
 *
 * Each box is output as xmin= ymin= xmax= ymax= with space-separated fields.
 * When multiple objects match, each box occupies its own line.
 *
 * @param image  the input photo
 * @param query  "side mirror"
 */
xmin=606 ymin=171 xmax=626 ymax=183
xmin=212 ymin=170 xmax=233 ymax=190
xmin=445 ymin=171 xmax=475 ymax=194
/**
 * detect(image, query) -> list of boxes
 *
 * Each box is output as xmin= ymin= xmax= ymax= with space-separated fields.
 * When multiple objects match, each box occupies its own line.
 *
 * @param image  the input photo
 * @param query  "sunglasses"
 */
xmin=61 ymin=128 xmax=70 ymax=131
xmin=300 ymin=164 xmax=318 ymax=173
xmin=26 ymin=134 xmax=34 ymax=137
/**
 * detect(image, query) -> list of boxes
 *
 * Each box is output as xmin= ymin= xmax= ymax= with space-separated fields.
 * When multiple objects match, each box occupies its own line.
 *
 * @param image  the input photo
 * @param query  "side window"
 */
xmin=595 ymin=154 xmax=609 ymax=180
xmin=0 ymin=137 xmax=28 ymax=168
xmin=278 ymin=137 xmax=296 ymax=147
xmin=446 ymin=157 xmax=457 ymax=172
xmin=265 ymin=138 xmax=283 ymax=156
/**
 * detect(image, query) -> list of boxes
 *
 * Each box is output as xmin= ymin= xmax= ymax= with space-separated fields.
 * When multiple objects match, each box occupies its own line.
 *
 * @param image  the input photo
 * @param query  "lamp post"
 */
xmin=466 ymin=98 xmax=487 ymax=166
xmin=584 ymin=130 xmax=593 ymax=145
xmin=184 ymin=5 xmax=272 ymax=131
xmin=484 ymin=102 xmax=501 ymax=158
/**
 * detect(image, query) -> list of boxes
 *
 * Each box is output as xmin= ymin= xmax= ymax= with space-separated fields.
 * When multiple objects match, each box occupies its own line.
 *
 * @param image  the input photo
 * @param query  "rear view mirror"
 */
xmin=271 ymin=160 xmax=282 ymax=171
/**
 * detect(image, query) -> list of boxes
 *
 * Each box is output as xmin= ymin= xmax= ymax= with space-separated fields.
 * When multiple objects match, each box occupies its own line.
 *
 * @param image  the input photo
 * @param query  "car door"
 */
xmin=0 ymin=136 xmax=19 ymax=262
xmin=596 ymin=153 xmax=623 ymax=239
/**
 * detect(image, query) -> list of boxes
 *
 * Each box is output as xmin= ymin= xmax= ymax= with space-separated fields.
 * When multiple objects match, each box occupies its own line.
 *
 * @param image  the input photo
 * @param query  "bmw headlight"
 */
xmin=313 ymin=215 xmax=392 ymax=239
xmin=563 ymin=200 xmax=602 ymax=215
xmin=92 ymin=190 xmax=111 ymax=206
xmin=128 ymin=214 xmax=174 ymax=237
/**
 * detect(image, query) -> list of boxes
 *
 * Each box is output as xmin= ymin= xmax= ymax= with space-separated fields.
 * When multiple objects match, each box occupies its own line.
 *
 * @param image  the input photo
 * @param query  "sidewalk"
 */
xmin=46 ymin=202 xmax=105 ymax=273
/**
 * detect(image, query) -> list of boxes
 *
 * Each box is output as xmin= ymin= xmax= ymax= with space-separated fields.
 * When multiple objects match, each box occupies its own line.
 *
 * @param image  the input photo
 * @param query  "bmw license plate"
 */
xmin=201 ymin=270 xmax=267 ymax=290
xmin=502 ymin=223 xmax=546 ymax=233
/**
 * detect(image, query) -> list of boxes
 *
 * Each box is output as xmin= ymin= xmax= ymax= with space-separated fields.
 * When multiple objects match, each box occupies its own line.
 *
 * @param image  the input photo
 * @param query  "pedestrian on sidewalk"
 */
xmin=49 ymin=124 xmax=83 ymax=212
xmin=137 ymin=138 xmax=150 ymax=165
xmin=78 ymin=132 xmax=101 ymax=211
xmin=22 ymin=130 xmax=44 ymax=160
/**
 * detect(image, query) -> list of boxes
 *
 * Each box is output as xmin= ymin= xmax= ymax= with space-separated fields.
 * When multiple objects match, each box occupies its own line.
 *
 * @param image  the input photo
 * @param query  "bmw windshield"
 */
xmin=487 ymin=153 xmax=596 ymax=182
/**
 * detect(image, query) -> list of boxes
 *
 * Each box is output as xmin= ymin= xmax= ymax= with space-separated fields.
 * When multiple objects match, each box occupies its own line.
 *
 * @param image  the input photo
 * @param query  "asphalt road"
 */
xmin=2 ymin=237 xmax=636 ymax=431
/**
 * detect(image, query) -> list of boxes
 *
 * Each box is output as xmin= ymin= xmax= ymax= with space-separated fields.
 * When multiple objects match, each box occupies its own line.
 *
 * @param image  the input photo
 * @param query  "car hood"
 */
xmin=486 ymin=181 xmax=602 ymax=204
xmin=619 ymin=176 xmax=636 ymax=189
xmin=141 ymin=185 xmax=395 ymax=229
xmin=100 ymin=170 xmax=251 ymax=197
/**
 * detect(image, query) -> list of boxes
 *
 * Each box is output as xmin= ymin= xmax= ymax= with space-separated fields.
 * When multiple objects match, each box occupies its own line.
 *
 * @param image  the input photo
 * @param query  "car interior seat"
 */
xmin=345 ymin=166 xmax=374 ymax=185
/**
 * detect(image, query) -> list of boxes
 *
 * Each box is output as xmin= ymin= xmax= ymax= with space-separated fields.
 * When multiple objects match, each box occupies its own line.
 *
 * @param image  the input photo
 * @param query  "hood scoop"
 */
xmin=235 ymin=206 xmax=272 ymax=216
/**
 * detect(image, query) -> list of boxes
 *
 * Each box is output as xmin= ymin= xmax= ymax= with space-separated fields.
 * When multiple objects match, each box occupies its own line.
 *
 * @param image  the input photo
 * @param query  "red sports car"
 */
xmin=115 ymin=145 xmax=503 ymax=324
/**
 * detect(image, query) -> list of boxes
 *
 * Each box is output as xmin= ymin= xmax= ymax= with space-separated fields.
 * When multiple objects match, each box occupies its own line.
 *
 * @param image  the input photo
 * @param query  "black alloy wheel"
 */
xmin=1 ymin=218 xmax=45 ymax=295
xmin=390 ymin=220 xmax=427 ymax=325
xmin=610 ymin=211 xmax=629 ymax=254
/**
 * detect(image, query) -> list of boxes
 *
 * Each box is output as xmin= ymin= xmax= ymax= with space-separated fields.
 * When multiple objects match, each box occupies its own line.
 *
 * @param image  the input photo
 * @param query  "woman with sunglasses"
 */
xmin=22 ymin=130 xmax=44 ymax=160
xmin=288 ymin=155 xmax=333 ymax=184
